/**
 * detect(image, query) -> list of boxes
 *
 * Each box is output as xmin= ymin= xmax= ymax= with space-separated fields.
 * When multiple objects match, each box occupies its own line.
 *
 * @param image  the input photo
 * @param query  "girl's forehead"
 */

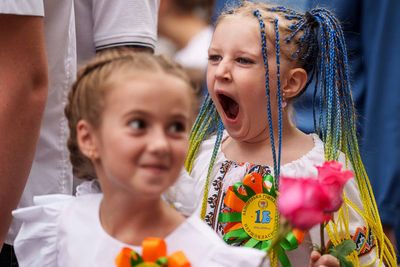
xmin=110 ymin=72 xmax=188 ymax=92
xmin=216 ymin=14 xmax=260 ymax=30
xmin=214 ymin=16 xmax=260 ymax=39
xmin=211 ymin=16 xmax=262 ymax=52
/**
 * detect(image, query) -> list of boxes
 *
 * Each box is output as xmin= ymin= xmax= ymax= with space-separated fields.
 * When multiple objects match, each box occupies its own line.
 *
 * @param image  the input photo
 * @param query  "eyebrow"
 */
xmin=208 ymin=47 xmax=259 ymax=57
xmin=122 ymin=110 xmax=149 ymax=119
xmin=169 ymin=113 xmax=190 ymax=121
xmin=123 ymin=110 xmax=190 ymax=121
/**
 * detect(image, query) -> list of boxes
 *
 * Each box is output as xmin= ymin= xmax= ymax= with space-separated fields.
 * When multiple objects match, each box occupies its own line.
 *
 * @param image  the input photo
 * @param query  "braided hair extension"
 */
xmin=253 ymin=4 xmax=395 ymax=265
xmin=251 ymin=10 xmax=285 ymax=187
xmin=253 ymin=10 xmax=279 ymax=185
xmin=272 ymin=7 xmax=396 ymax=264
xmin=260 ymin=4 xmax=396 ymax=265
xmin=184 ymin=92 xmax=225 ymax=220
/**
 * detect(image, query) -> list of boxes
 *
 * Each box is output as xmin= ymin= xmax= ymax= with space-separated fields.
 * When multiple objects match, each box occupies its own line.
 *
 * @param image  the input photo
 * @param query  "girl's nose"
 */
xmin=148 ymin=128 xmax=170 ymax=157
xmin=215 ymin=60 xmax=232 ymax=82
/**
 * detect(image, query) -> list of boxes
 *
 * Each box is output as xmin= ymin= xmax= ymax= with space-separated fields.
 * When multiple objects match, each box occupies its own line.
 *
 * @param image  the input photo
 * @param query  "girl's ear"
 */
xmin=76 ymin=120 xmax=99 ymax=161
xmin=282 ymin=68 xmax=308 ymax=99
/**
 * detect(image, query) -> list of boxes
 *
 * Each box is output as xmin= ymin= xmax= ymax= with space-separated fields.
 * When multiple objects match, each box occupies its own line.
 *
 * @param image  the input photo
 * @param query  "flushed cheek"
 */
xmin=240 ymin=94 xmax=266 ymax=118
xmin=207 ymin=88 xmax=219 ymax=106
xmin=206 ymin=67 xmax=217 ymax=87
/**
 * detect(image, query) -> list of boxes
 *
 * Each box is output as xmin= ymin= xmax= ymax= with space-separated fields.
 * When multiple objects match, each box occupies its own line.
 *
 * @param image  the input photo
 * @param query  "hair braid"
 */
xmin=292 ymin=8 xmax=395 ymax=265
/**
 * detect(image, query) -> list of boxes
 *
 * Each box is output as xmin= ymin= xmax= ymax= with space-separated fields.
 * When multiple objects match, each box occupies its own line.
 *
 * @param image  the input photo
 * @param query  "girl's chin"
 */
xmin=134 ymin=187 xmax=166 ymax=199
xmin=225 ymin=126 xmax=268 ymax=143
xmin=223 ymin=126 xmax=248 ymax=141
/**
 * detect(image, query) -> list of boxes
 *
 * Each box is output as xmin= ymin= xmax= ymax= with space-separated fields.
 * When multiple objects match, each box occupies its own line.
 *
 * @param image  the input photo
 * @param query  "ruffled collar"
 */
xmin=218 ymin=132 xmax=323 ymax=170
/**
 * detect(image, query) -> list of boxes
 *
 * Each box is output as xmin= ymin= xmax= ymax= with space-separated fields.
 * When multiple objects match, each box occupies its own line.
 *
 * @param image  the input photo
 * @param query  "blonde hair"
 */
xmin=65 ymin=49 xmax=196 ymax=180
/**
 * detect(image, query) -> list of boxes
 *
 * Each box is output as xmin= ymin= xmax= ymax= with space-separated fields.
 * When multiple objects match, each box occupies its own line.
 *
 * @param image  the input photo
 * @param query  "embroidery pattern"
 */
xmin=352 ymin=226 xmax=376 ymax=256
xmin=204 ymin=160 xmax=271 ymax=238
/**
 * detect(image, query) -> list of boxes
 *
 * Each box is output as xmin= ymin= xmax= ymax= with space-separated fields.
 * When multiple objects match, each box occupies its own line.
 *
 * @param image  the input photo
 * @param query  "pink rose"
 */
xmin=278 ymin=177 xmax=332 ymax=230
xmin=316 ymin=161 xmax=353 ymax=212
xmin=278 ymin=161 xmax=354 ymax=230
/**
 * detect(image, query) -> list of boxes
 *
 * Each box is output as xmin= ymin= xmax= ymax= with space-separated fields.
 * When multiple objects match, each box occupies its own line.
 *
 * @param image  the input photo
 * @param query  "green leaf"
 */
xmin=337 ymin=255 xmax=354 ymax=267
xmin=330 ymin=239 xmax=356 ymax=257
xmin=329 ymin=240 xmax=356 ymax=267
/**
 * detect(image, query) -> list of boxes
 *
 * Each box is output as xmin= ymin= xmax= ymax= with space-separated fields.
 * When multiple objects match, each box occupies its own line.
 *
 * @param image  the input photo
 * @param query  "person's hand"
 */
xmin=309 ymin=250 xmax=340 ymax=267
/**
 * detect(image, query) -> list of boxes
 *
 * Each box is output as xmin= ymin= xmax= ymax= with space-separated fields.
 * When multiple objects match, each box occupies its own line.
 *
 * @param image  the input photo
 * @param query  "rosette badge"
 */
xmin=115 ymin=237 xmax=190 ymax=267
xmin=218 ymin=173 xmax=302 ymax=256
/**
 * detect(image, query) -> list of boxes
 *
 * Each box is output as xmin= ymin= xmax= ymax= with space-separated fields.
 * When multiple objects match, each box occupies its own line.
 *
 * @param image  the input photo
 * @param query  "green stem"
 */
xmin=320 ymin=223 xmax=326 ymax=254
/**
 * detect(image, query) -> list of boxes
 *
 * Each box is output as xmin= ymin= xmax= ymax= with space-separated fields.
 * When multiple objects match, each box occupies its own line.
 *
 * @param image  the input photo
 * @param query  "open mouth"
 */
xmin=218 ymin=93 xmax=239 ymax=120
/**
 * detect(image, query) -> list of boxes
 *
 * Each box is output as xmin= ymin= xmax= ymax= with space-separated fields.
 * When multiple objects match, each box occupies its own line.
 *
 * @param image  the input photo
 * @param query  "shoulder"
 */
xmin=281 ymin=134 xmax=325 ymax=177
xmin=13 ymin=194 xmax=102 ymax=266
xmin=196 ymin=133 xmax=219 ymax=157
xmin=13 ymin=194 xmax=77 ymax=226
xmin=0 ymin=0 xmax=44 ymax=16
xmin=280 ymin=134 xmax=351 ymax=176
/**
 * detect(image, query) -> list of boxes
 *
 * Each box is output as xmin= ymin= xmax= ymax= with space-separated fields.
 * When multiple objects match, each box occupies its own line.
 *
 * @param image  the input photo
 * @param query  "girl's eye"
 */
xmin=168 ymin=121 xmax=186 ymax=134
xmin=208 ymin=54 xmax=222 ymax=63
xmin=236 ymin=57 xmax=254 ymax=64
xmin=128 ymin=119 xmax=146 ymax=130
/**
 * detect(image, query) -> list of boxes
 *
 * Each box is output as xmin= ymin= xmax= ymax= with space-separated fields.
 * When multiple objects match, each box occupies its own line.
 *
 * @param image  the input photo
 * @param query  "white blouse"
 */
xmin=13 ymin=194 xmax=266 ymax=267
xmin=166 ymin=133 xmax=381 ymax=267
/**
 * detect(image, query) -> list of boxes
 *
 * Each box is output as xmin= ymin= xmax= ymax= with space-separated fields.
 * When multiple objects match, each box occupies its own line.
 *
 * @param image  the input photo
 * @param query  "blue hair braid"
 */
xmin=274 ymin=18 xmax=283 ymax=183
xmin=253 ymin=9 xmax=282 ymax=187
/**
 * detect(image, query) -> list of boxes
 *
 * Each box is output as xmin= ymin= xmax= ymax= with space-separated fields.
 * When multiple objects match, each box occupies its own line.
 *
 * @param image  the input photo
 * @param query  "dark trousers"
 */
xmin=0 ymin=244 xmax=18 ymax=267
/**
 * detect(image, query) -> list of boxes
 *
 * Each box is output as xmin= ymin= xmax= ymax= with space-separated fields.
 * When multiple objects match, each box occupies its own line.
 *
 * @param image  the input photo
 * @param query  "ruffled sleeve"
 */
xmin=164 ymin=169 xmax=201 ymax=216
xmin=165 ymin=133 xmax=227 ymax=217
xmin=75 ymin=180 xmax=101 ymax=196
xmin=12 ymin=194 xmax=74 ymax=267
